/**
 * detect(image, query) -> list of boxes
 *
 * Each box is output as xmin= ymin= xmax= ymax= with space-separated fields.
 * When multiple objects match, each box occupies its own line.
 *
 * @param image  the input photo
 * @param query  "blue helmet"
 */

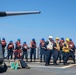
xmin=61 ymin=37 xmax=64 ymax=40
xmin=41 ymin=38 xmax=45 ymax=41
xmin=32 ymin=38 xmax=35 ymax=41
xmin=24 ymin=41 xmax=26 ymax=44
xmin=17 ymin=38 xmax=21 ymax=41
xmin=69 ymin=38 xmax=72 ymax=41
xmin=10 ymin=40 xmax=13 ymax=43
xmin=2 ymin=38 xmax=5 ymax=40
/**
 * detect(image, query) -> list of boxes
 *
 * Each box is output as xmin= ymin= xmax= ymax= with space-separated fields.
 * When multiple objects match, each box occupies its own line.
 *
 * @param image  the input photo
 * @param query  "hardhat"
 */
xmin=17 ymin=38 xmax=21 ymax=41
xmin=61 ymin=37 xmax=64 ymax=40
xmin=2 ymin=38 xmax=5 ymax=40
xmin=41 ymin=38 xmax=45 ymax=41
xmin=66 ymin=38 xmax=69 ymax=41
xmin=10 ymin=40 xmax=13 ymax=43
xmin=49 ymin=36 xmax=53 ymax=38
xmin=55 ymin=37 xmax=59 ymax=40
xmin=32 ymin=38 xmax=35 ymax=41
xmin=24 ymin=41 xmax=26 ymax=44
xmin=69 ymin=38 xmax=72 ymax=41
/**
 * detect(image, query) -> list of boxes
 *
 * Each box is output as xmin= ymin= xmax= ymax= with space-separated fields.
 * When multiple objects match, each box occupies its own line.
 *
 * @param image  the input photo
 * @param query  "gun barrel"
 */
xmin=0 ymin=11 xmax=41 ymax=17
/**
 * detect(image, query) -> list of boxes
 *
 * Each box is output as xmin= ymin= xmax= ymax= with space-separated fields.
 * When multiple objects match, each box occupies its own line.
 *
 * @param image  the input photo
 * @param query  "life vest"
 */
xmin=40 ymin=40 xmax=45 ymax=47
xmin=59 ymin=40 xmax=64 ymax=50
xmin=47 ymin=40 xmax=53 ymax=50
xmin=15 ymin=41 xmax=21 ymax=49
xmin=59 ymin=40 xmax=64 ymax=47
xmin=14 ymin=49 xmax=22 ymax=59
xmin=1 ymin=40 xmax=6 ymax=46
xmin=8 ymin=43 xmax=14 ymax=49
xmin=54 ymin=42 xmax=60 ymax=51
xmin=30 ymin=41 xmax=36 ymax=49
xmin=15 ymin=41 xmax=21 ymax=46
xmin=23 ymin=44 xmax=28 ymax=50
xmin=62 ymin=42 xmax=69 ymax=52
xmin=68 ymin=41 xmax=74 ymax=49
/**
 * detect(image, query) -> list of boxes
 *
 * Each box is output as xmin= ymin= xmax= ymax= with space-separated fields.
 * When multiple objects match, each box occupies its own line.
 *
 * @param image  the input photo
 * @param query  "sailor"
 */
xmin=22 ymin=41 xmax=29 ymax=62
xmin=1 ymin=38 xmax=6 ymax=57
xmin=7 ymin=40 xmax=14 ymax=60
xmin=53 ymin=37 xmax=60 ymax=65
xmin=59 ymin=37 xmax=65 ymax=63
xmin=44 ymin=36 xmax=53 ymax=66
xmin=39 ymin=38 xmax=46 ymax=62
xmin=30 ymin=38 xmax=37 ymax=62
xmin=62 ymin=38 xmax=70 ymax=65
xmin=68 ymin=38 xmax=75 ymax=64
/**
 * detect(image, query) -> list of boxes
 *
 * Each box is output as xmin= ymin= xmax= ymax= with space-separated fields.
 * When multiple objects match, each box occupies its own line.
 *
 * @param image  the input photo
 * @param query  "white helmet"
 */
xmin=49 ymin=36 xmax=53 ymax=38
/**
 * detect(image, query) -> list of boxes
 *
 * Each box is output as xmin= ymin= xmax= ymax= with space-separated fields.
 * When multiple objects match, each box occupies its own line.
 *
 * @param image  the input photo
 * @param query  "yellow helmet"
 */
xmin=66 ymin=38 xmax=69 ymax=41
xmin=55 ymin=37 xmax=59 ymax=40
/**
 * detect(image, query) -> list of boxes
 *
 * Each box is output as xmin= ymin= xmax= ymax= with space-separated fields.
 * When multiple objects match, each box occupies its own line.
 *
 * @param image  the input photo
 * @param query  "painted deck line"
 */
xmin=29 ymin=64 xmax=76 ymax=69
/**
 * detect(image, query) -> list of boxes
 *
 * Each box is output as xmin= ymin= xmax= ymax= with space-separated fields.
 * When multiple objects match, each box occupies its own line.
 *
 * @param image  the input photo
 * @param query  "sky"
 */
xmin=0 ymin=0 xmax=76 ymax=46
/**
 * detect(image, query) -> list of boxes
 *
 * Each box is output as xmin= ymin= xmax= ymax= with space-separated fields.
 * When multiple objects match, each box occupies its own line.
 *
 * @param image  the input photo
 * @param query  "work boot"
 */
xmin=64 ymin=63 xmax=68 ymax=65
xmin=45 ymin=63 xmax=49 ymax=66
xmin=30 ymin=59 xmax=32 ymax=62
xmin=26 ymin=65 xmax=30 ymax=69
xmin=26 ymin=59 xmax=28 ymax=62
xmin=59 ymin=60 xmax=61 ymax=63
xmin=34 ymin=59 xmax=36 ymax=62
xmin=73 ymin=60 xmax=75 ymax=64
xmin=45 ymin=64 xmax=49 ymax=66
xmin=53 ymin=61 xmax=58 ymax=65
xmin=40 ymin=60 xmax=42 ymax=62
